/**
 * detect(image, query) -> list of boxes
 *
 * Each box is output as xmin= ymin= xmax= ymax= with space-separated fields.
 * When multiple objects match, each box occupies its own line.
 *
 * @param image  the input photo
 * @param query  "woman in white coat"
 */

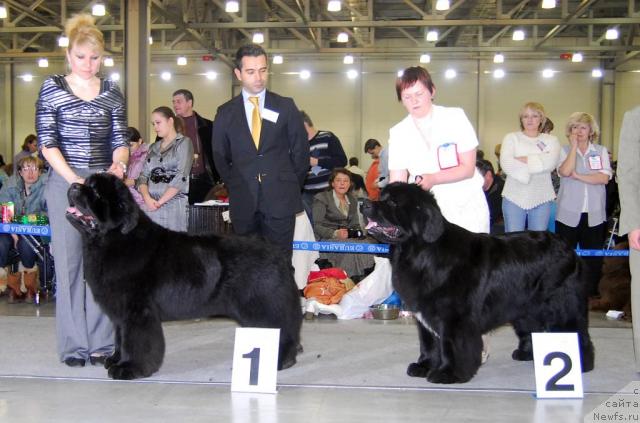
xmin=388 ymin=66 xmax=489 ymax=234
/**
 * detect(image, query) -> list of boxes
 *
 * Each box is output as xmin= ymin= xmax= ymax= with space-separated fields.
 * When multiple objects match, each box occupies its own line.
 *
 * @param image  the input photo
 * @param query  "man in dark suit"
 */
xmin=172 ymin=89 xmax=220 ymax=204
xmin=212 ymin=44 xmax=309 ymax=259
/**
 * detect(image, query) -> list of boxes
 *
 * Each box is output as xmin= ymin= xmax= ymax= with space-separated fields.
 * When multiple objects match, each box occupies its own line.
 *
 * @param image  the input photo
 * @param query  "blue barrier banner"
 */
xmin=292 ymin=241 xmax=629 ymax=257
xmin=0 ymin=224 xmax=51 ymax=236
xmin=576 ymin=249 xmax=629 ymax=257
xmin=292 ymin=241 xmax=390 ymax=254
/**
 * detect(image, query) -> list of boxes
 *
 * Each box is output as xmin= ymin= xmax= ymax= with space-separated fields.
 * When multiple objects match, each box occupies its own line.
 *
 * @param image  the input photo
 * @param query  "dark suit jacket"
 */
xmin=211 ymin=91 xmax=309 ymax=221
xmin=193 ymin=111 xmax=220 ymax=183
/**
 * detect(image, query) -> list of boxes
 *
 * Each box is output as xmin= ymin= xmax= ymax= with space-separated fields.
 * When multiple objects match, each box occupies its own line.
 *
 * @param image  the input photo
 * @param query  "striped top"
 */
xmin=35 ymin=75 xmax=128 ymax=168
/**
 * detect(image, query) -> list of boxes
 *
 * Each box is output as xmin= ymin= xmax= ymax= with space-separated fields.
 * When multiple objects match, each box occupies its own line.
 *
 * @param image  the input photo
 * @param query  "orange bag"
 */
xmin=304 ymin=268 xmax=351 ymax=305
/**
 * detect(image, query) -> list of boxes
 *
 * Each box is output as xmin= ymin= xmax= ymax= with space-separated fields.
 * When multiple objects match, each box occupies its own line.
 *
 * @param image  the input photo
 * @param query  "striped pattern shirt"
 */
xmin=35 ymin=75 xmax=128 ymax=168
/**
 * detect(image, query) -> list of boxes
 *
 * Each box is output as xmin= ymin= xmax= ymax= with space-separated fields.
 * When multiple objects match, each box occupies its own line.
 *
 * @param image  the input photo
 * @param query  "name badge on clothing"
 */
xmin=587 ymin=154 xmax=603 ymax=170
xmin=262 ymin=108 xmax=279 ymax=123
xmin=437 ymin=143 xmax=459 ymax=170
xmin=536 ymin=140 xmax=547 ymax=151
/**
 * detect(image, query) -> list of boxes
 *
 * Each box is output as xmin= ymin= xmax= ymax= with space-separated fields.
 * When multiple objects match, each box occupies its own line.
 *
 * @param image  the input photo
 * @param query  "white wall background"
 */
xmin=1 ymin=56 xmax=639 ymax=171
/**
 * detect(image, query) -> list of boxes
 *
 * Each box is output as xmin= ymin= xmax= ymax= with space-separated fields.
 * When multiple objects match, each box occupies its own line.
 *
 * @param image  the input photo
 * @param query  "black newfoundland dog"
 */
xmin=362 ymin=183 xmax=594 ymax=384
xmin=66 ymin=173 xmax=302 ymax=380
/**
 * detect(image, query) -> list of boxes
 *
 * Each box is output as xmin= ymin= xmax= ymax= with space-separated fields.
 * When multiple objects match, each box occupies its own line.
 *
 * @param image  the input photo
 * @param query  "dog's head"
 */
xmin=66 ymin=172 xmax=139 ymax=238
xmin=361 ymin=182 xmax=444 ymax=244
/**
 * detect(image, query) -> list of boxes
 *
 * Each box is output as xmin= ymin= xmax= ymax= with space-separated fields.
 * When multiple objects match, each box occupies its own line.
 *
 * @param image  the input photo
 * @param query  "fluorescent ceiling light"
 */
xmin=58 ymin=36 xmax=69 ymax=47
xmin=110 ymin=73 xmax=120 ymax=82
xmin=343 ymin=55 xmax=354 ymax=64
xmin=591 ymin=69 xmax=603 ymax=78
xmin=252 ymin=32 xmax=264 ymax=44
xmin=149 ymin=36 xmax=153 ymax=45
xmin=272 ymin=55 xmax=283 ymax=64
xmin=225 ymin=1 xmax=239 ymax=13
xmin=337 ymin=32 xmax=349 ymax=43
xmin=605 ymin=28 xmax=619 ymax=40
xmin=512 ymin=30 xmax=525 ymax=41
xmin=92 ymin=3 xmax=106 ymax=16
xmin=38 ymin=58 xmax=48 ymax=68
xmin=426 ymin=30 xmax=438 ymax=42
xmin=397 ymin=70 xmax=404 ymax=77
xmin=299 ymin=70 xmax=311 ymax=80
xmin=0 ymin=6 xmax=7 ymax=19
xmin=346 ymin=69 xmax=358 ymax=79
xmin=103 ymin=57 xmax=114 ymax=67
xmin=419 ymin=54 xmax=431 ymax=64
xmin=435 ymin=0 xmax=450 ymax=10
xmin=493 ymin=53 xmax=504 ymax=63
xmin=206 ymin=71 xmax=217 ymax=80
xmin=541 ymin=0 xmax=556 ymax=9
xmin=22 ymin=74 xmax=33 ymax=82
xmin=542 ymin=68 xmax=554 ymax=78
xmin=445 ymin=69 xmax=457 ymax=79
xmin=327 ymin=1 xmax=341 ymax=12
xmin=493 ymin=69 xmax=505 ymax=79
xmin=177 ymin=56 xmax=187 ymax=66
xmin=571 ymin=53 xmax=583 ymax=63
xmin=161 ymin=71 xmax=172 ymax=81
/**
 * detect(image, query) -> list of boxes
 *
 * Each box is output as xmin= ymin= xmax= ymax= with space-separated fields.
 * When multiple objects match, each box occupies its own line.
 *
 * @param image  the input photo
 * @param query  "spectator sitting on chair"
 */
xmin=13 ymin=134 xmax=38 ymax=175
xmin=312 ymin=168 xmax=374 ymax=278
xmin=301 ymin=110 xmax=347 ymax=220
xmin=0 ymin=156 xmax=48 ymax=303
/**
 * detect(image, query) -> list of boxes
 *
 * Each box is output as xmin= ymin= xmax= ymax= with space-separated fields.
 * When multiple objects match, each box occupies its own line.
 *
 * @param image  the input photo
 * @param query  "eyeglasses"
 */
xmin=20 ymin=166 xmax=39 ymax=172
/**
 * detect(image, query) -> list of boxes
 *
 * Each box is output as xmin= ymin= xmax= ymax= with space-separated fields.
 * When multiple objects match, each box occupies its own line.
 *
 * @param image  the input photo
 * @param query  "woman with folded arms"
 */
xmin=556 ymin=112 xmax=611 ymax=297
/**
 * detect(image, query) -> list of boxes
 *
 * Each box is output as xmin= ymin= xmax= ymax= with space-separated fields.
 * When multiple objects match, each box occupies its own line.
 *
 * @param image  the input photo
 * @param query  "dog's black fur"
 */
xmin=362 ymin=183 xmax=594 ymax=384
xmin=66 ymin=173 xmax=302 ymax=380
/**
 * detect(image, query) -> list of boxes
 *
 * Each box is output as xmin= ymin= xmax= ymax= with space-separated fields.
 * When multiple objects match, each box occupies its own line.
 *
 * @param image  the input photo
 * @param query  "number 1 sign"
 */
xmin=532 ymin=332 xmax=584 ymax=398
xmin=231 ymin=328 xmax=280 ymax=394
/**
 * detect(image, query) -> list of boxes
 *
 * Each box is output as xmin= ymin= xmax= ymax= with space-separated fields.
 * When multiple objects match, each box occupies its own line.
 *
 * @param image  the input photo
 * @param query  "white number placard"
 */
xmin=532 ymin=332 xmax=584 ymax=399
xmin=231 ymin=328 xmax=280 ymax=394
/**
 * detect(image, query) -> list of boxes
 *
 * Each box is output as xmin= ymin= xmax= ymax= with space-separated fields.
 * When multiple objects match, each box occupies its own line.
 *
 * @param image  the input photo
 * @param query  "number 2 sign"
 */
xmin=532 ymin=332 xmax=584 ymax=398
xmin=231 ymin=328 xmax=280 ymax=394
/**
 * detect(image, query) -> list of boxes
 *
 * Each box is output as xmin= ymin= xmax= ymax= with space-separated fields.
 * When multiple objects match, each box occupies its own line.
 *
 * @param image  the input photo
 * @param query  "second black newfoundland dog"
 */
xmin=362 ymin=183 xmax=594 ymax=384
xmin=66 ymin=173 xmax=302 ymax=380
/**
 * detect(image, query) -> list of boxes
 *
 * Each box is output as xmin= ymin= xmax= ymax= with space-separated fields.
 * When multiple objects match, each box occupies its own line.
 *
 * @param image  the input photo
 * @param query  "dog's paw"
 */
xmin=427 ymin=368 xmax=465 ymax=384
xmin=511 ymin=348 xmax=533 ymax=361
xmin=107 ymin=362 xmax=148 ymax=380
xmin=407 ymin=362 xmax=430 ymax=378
xmin=104 ymin=352 xmax=121 ymax=369
xmin=278 ymin=356 xmax=297 ymax=371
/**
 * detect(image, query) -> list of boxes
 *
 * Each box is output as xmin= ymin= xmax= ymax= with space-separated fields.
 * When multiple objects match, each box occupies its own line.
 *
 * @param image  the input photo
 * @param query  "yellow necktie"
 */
xmin=249 ymin=96 xmax=261 ymax=148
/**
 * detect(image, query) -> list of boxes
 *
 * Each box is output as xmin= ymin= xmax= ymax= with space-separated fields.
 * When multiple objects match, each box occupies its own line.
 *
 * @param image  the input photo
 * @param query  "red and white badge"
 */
xmin=587 ymin=154 xmax=603 ymax=170
xmin=437 ymin=143 xmax=459 ymax=170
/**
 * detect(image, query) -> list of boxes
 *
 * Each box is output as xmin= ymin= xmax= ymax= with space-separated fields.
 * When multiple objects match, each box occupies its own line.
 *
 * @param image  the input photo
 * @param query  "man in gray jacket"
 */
xmin=617 ymin=105 xmax=640 ymax=370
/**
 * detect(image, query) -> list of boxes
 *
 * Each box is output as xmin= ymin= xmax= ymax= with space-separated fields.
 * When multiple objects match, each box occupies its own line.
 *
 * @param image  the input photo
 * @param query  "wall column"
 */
xmin=124 ymin=0 xmax=150 ymax=141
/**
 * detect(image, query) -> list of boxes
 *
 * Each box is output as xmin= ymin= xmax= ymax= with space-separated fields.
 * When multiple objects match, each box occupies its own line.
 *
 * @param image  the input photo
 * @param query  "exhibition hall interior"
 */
xmin=0 ymin=0 xmax=638 ymax=422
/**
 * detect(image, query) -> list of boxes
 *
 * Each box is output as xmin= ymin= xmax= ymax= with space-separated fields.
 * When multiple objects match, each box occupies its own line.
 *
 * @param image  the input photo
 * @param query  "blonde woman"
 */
xmin=36 ymin=14 xmax=128 ymax=367
xmin=500 ymin=102 xmax=560 ymax=232
xmin=556 ymin=112 xmax=611 ymax=296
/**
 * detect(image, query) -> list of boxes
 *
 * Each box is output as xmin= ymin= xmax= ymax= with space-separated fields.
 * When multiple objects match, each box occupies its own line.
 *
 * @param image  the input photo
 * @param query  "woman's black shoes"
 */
xmin=64 ymin=357 xmax=86 ymax=367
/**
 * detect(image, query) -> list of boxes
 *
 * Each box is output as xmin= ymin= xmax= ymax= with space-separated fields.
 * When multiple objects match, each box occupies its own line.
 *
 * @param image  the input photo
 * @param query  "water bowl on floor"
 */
xmin=369 ymin=304 xmax=400 ymax=320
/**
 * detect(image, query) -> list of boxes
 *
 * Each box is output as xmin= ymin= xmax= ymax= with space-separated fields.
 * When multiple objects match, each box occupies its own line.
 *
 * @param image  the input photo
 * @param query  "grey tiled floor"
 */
xmin=0 ymin=296 xmax=634 ymax=423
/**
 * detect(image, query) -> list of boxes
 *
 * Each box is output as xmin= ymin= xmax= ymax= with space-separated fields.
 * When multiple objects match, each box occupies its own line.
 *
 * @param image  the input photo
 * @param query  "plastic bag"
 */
xmin=337 ymin=256 xmax=393 ymax=320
